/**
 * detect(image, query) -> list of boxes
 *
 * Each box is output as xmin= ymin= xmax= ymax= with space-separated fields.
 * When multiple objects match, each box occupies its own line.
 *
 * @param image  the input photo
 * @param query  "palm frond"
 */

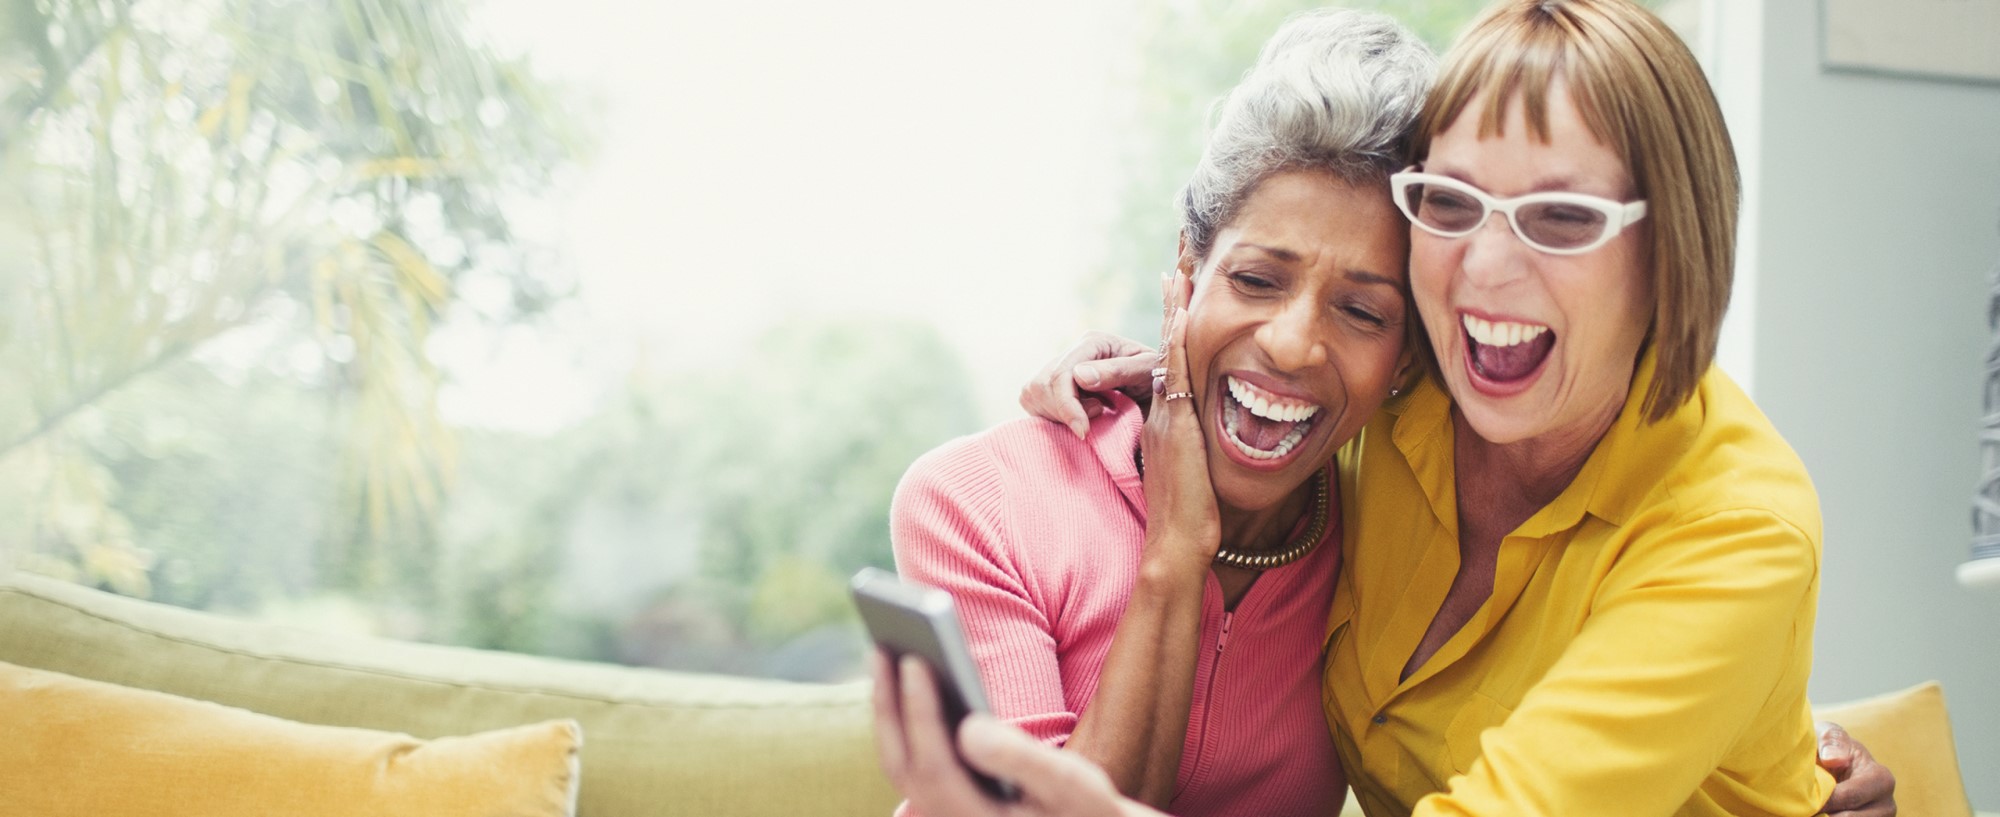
xmin=1 ymin=0 xmax=584 ymax=597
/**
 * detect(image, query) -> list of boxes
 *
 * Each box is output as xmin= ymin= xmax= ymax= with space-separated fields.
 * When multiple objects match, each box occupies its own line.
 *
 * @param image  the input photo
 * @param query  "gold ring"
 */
xmin=1150 ymin=367 xmax=1169 ymax=378
xmin=1163 ymin=391 xmax=1195 ymax=401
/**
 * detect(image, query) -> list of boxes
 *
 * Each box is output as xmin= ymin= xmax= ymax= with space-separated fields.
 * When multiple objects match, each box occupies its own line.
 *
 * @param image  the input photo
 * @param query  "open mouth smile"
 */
xmin=1217 ymin=374 xmax=1322 ymax=467
xmin=1462 ymin=313 xmax=1556 ymax=386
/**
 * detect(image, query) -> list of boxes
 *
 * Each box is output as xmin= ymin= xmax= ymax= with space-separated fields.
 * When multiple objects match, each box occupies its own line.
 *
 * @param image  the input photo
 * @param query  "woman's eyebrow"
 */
xmin=1232 ymin=243 xmax=1400 ymax=287
xmin=1235 ymin=242 xmax=1300 ymax=262
xmin=1346 ymin=269 xmax=1401 ymax=288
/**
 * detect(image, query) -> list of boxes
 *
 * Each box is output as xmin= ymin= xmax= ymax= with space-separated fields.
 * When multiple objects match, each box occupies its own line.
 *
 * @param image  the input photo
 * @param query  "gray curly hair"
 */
xmin=1179 ymin=8 xmax=1436 ymax=259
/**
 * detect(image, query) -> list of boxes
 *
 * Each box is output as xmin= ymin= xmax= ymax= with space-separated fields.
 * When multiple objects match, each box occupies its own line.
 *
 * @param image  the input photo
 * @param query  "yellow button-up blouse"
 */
xmin=1323 ymin=353 xmax=1836 ymax=816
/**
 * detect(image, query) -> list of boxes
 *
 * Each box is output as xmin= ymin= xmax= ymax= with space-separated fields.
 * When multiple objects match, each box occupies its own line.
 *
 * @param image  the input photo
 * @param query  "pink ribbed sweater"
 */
xmin=889 ymin=395 xmax=1344 ymax=817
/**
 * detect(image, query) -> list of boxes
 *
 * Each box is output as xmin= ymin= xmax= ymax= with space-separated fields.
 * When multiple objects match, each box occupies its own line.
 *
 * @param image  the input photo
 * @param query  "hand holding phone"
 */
xmin=851 ymin=567 xmax=1021 ymax=802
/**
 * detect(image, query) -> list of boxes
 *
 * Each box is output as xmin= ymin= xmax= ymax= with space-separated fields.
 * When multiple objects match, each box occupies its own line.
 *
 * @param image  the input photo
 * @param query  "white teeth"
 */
xmin=1225 ymin=375 xmax=1321 ymax=423
xmin=1221 ymin=376 xmax=1319 ymax=461
xmin=1462 ymin=314 xmax=1549 ymax=348
xmin=1222 ymin=402 xmax=1312 ymax=460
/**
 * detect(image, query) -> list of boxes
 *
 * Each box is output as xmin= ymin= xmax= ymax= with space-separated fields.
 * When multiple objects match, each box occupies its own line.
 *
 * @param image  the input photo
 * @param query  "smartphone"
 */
xmin=850 ymin=567 xmax=1020 ymax=802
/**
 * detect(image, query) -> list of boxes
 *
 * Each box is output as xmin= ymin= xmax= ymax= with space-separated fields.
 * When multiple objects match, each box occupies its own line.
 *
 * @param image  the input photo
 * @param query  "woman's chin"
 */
xmin=1453 ymin=378 xmax=1580 ymax=449
xmin=1442 ymin=356 xmax=1551 ymax=446
xmin=1204 ymin=439 xmax=1328 ymax=514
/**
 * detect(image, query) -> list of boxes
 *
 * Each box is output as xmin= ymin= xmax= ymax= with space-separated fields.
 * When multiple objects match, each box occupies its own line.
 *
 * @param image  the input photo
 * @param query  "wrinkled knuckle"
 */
xmin=1870 ymin=766 xmax=1896 ymax=790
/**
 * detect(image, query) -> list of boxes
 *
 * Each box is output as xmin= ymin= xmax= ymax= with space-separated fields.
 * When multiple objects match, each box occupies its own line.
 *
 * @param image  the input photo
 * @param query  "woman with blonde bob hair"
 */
xmin=1406 ymin=0 xmax=1738 ymax=424
xmin=877 ymin=0 xmax=1899 ymax=815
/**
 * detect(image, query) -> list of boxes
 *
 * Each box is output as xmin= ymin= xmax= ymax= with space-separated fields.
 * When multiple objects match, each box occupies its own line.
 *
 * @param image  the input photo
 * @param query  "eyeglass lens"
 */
xmin=1403 ymin=184 xmax=1610 ymax=250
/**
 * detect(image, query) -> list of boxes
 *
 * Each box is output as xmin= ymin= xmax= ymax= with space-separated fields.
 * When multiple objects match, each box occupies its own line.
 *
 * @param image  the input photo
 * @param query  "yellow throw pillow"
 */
xmin=0 ymin=661 xmax=581 ymax=817
xmin=1814 ymin=681 xmax=1973 ymax=817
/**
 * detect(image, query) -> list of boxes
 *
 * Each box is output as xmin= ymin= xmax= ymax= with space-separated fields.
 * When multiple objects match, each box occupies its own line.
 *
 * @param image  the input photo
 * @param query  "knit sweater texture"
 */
xmin=890 ymin=395 xmax=1344 ymax=816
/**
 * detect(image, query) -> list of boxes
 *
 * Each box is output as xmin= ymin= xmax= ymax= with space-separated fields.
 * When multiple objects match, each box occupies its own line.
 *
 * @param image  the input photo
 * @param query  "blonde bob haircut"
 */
xmin=1410 ymin=0 xmax=1738 ymax=422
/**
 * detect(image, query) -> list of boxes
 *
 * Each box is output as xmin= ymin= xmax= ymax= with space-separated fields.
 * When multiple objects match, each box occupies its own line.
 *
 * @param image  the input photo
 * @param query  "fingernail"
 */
xmin=1072 ymin=420 xmax=1089 ymax=440
xmin=1818 ymin=740 xmax=1849 ymax=761
xmin=1074 ymin=364 xmax=1100 ymax=388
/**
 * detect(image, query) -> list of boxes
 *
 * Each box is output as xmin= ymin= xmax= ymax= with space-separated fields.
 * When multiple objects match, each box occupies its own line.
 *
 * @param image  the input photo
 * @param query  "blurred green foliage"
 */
xmin=0 ymin=0 xmax=981 ymax=681
xmin=431 ymin=318 xmax=979 ymax=677
xmin=0 ymin=0 xmax=581 ymax=601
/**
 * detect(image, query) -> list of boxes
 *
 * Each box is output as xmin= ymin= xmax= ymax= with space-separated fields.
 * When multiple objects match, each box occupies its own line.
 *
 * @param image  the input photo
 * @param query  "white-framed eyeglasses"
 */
xmin=1389 ymin=166 xmax=1648 ymax=256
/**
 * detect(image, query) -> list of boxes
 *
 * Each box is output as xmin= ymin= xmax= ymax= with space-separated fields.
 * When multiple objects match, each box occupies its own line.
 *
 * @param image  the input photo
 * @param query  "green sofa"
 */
xmin=0 ymin=570 xmax=902 ymax=817
xmin=35 ymin=568 xmax=1955 ymax=816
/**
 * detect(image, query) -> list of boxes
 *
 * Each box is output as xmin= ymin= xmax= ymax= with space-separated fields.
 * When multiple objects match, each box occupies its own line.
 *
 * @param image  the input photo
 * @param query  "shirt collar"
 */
xmin=1389 ymin=374 xmax=1459 ymax=538
xmin=1090 ymin=391 xmax=1149 ymax=514
xmin=1573 ymin=348 xmax=1702 ymax=529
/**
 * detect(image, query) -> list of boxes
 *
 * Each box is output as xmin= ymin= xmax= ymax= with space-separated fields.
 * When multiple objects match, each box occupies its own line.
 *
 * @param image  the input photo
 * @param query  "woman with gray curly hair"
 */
xmin=880 ymin=9 xmax=1430 ymax=817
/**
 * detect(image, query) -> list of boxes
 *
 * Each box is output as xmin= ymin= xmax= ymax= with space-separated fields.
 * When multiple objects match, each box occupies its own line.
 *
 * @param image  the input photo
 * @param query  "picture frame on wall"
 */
xmin=1821 ymin=0 xmax=2000 ymax=85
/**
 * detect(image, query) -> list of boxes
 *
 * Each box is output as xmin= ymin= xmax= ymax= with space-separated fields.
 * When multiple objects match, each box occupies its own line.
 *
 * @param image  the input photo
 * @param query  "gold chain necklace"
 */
xmin=1137 ymin=448 xmax=1332 ymax=571
xmin=1212 ymin=466 xmax=1331 ymax=571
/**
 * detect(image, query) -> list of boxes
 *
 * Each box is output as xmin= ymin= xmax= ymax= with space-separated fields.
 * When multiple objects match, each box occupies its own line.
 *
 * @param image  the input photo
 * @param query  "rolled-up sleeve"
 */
xmin=889 ymin=443 xmax=1077 ymax=746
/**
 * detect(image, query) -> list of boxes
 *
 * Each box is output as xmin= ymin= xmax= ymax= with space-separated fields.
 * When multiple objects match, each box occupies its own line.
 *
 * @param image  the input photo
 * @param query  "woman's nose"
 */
xmin=1255 ymin=298 xmax=1328 ymax=372
xmin=1458 ymin=211 xmax=1531 ymax=290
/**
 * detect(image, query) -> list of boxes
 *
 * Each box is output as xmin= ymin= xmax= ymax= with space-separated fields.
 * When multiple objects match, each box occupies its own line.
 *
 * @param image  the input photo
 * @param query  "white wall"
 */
xmin=1743 ymin=0 xmax=2000 ymax=806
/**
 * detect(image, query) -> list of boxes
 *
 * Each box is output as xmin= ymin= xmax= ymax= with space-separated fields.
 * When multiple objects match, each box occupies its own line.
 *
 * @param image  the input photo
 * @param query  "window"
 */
xmin=3 ymin=0 xmax=1696 ymax=681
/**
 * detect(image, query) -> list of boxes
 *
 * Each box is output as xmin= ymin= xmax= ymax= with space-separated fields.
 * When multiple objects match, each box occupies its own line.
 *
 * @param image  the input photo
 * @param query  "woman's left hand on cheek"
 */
xmin=1141 ymin=272 xmax=1221 ymax=568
